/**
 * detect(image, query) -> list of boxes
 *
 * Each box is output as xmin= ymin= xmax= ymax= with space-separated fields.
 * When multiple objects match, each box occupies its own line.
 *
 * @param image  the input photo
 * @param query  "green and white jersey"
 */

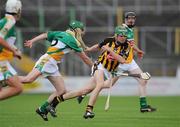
xmin=122 ymin=24 xmax=135 ymax=63
xmin=46 ymin=30 xmax=83 ymax=61
xmin=0 ymin=14 xmax=16 ymax=61
xmin=122 ymin=24 xmax=134 ymax=41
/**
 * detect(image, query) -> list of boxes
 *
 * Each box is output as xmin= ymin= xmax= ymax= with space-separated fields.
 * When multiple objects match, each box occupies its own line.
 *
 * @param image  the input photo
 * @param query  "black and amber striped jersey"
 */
xmin=98 ymin=37 xmax=132 ymax=72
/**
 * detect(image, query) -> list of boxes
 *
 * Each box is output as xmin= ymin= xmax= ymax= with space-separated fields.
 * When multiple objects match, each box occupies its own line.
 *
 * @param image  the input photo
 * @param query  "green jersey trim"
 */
xmin=47 ymin=31 xmax=83 ymax=53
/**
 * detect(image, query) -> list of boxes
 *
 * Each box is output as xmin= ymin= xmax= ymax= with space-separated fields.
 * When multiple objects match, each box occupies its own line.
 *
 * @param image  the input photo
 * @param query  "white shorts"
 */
xmin=0 ymin=60 xmax=17 ymax=81
xmin=34 ymin=54 xmax=61 ymax=77
xmin=117 ymin=59 xmax=139 ymax=72
xmin=96 ymin=63 xmax=111 ymax=80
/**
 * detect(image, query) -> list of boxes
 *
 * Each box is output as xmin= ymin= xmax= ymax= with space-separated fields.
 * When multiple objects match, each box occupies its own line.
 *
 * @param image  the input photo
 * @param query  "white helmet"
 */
xmin=5 ymin=0 xmax=22 ymax=14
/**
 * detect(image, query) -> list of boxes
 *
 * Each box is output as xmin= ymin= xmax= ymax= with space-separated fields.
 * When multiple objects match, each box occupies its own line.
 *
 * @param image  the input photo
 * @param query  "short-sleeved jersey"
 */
xmin=0 ymin=14 xmax=16 ymax=61
xmin=98 ymin=37 xmax=132 ymax=72
xmin=122 ymin=24 xmax=134 ymax=41
xmin=122 ymin=24 xmax=134 ymax=63
xmin=46 ymin=30 xmax=83 ymax=61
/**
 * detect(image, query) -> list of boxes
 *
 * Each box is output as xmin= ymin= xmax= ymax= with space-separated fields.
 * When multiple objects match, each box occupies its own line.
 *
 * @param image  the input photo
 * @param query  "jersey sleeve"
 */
xmin=47 ymin=31 xmax=61 ymax=42
xmin=63 ymin=32 xmax=83 ymax=52
xmin=0 ymin=18 xmax=15 ymax=39
xmin=68 ymin=40 xmax=83 ymax=52
xmin=127 ymin=29 xmax=134 ymax=41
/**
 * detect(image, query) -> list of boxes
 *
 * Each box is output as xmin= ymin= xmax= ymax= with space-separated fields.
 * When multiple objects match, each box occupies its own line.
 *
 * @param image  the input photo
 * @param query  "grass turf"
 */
xmin=0 ymin=94 xmax=180 ymax=127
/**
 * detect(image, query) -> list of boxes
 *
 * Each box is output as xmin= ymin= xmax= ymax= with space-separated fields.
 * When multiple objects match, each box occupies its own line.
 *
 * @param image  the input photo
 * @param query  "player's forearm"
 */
xmin=133 ymin=44 xmax=144 ymax=55
xmin=82 ymin=56 xmax=93 ymax=67
xmin=133 ymin=44 xmax=141 ymax=52
xmin=77 ymin=52 xmax=93 ymax=67
xmin=0 ymin=37 xmax=16 ymax=53
xmin=109 ymin=50 xmax=126 ymax=64
xmin=30 ymin=33 xmax=47 ymax=43
xmin=133 ymin=44 xmax=138 ymax=51
xmin=86 ymin=44 xmax=99 ymax=52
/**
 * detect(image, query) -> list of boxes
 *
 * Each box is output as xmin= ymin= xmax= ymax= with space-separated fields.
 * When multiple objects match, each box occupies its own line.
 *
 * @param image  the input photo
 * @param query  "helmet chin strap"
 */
xmin=6 ymin=12 xmax=16 ymax=15
xmin=6 ymin=12 xmax=21 ymax=21
xmin=68 ymin=25 xmax=75 ymax=31
xmin=127 ymin=24 xmax=135 ymax=28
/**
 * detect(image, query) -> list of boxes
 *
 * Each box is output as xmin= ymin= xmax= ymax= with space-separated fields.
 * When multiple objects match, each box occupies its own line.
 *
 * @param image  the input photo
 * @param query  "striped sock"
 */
xmin=51 ymin=95 xmax=64 ymax=108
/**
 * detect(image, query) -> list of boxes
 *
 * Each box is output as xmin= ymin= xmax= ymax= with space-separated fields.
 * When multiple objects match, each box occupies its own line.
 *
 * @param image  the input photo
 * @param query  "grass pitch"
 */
xmin=0 ymin=94 xmax=180 ymax=127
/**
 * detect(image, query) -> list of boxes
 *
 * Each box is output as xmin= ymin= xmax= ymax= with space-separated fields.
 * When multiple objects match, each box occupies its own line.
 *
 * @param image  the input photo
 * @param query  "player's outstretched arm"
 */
xmin=0 ymin=37 xmax=21 ymax=59
xmin=128 ymin=41 xmax=144 ymax=59
xmin=76 ymin=51 xmax=93 ymax=67
xmin=0 ymin=37 xmax=16 ymax=53
xmin=133 ymin=44 xmax=145 ymax=59
xmin=24 ymin=33 xmax=47 ymax=48
xmin=85 ymin=44 xmax=99 ymax=52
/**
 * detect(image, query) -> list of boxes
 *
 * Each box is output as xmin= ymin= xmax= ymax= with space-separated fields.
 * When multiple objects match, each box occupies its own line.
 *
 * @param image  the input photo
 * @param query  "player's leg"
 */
xmin=76 ymin=77 xmax=96 ymax=103
xmin=83 ymin=70 xmax=104 ymax=119
xmin=102 ymin=62 xmax=129 ymax=89
xmin=19 ymin=68 xmax=41 ymax=83
xmin=20 ymin=54 xmax=54 ymax=84
xmin=129 ymin=67 xmax=156 ymax=112
xmin=64 ymin=77 xmax=96 ymax=100
xmin=0 ymin=61 xmax=23 ymax=100
xmin=35 ymin=74 xmax=56 ymax=121
xmin=46 ymin=76 xmax=96 ymax=118
xmin=103 ymin=76 xmax=119 ymax=88
xmin=19 ymin=69 xmax=44 ymax=118
xmin=0 ymin=75 xmax=23 ymax=100
xmin=47 ymin=75 xmax=66 ymax=105
xmin=77 ymin=75 xmax=119 ymax=104
xmin=37 ymin=75 xmax=66 ymax=118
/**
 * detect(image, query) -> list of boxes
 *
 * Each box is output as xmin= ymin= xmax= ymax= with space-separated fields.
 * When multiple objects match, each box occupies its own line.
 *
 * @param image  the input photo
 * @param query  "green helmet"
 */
xmin=69 ymin=20 xmax=84 ymax=30
xmin=115 ymin=26 xmax=128 ymax=36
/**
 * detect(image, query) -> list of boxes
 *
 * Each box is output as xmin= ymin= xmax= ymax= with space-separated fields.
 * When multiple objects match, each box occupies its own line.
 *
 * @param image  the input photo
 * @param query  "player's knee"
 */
xmin=94 ymin=84 xmax=104 ymax=93
xmin=81 ymin=88 xmax=92 ymax=95
xmin=107 ymin=85 xmax=111 ymax=88
xmin=62 ymin=89 xmax=67 ymax=94
xmin=97 ymin=82 xmax=104 ymax=88
xmin=57 ymin=89 xmax=66 ymax=95
xmin=140 ymin=80 xmax=148 ymax=86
